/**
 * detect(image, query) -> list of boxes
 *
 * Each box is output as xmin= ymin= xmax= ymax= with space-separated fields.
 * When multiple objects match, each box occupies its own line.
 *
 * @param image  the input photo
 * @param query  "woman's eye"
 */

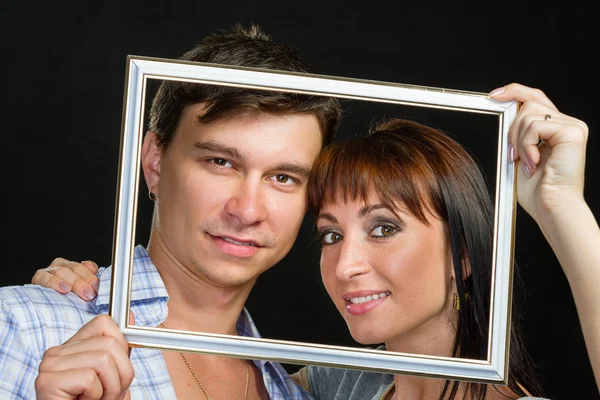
xmin=321 ymin=231 xmax=343 ymax=245
xmin=371 ymin=225 xmax=397 ymax=238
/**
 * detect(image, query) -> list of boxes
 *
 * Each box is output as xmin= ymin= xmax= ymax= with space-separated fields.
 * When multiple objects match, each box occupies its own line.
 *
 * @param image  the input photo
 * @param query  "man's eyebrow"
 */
xmin=192 ymin=141 xmax=245 ymax=161
xmin=272 ymin=162 xmax=312 ymax=179
xmin=193 ymin=142 xmax=310 ymax=178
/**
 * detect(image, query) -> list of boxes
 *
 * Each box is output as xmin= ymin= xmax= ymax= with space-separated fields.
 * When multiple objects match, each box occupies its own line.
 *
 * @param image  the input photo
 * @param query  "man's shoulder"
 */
xmin=0 ymin=284 xmax=99 ymax=344
xmin=0 ymin=283 xmax=94 ymax=310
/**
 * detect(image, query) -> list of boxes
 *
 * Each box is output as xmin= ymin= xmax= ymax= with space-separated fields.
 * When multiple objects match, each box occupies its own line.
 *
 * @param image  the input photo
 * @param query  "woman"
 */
xmin=31 ymin=84 xmax=598 ymax=399
xmin=298 ymin=116 xmax=530 ymax=399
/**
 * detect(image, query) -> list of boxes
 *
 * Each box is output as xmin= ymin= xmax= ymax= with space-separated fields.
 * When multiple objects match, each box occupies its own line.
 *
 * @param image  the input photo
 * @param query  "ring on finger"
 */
xmin=544 ymin=114 xmax=551 ymax=121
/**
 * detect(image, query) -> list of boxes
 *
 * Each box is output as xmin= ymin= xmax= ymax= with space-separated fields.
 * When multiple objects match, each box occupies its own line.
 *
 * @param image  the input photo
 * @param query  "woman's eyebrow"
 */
xmin=316 ymin=212 xmax=337 ymax=224
xmin=317 ymin=204 xmax=395 ymax=224
xmin=358 ymin=204 xmax=390 ymax=218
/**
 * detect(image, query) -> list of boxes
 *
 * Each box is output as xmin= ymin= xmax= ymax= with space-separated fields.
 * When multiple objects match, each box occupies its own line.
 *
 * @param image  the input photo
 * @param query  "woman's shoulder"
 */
xmin=305 ymin=364 xmax=393 ymax=400
xmin=518 ymin=397 xmax=550 ymax=400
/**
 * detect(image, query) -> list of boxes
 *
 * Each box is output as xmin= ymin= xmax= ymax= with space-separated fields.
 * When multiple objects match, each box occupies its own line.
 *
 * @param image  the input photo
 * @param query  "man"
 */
xmin=0 ymin=24 xmax=341 ymax=399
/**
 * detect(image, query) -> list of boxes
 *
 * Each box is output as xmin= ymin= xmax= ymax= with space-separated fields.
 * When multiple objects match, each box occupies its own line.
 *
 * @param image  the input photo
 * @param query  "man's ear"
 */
xmin=142 ymin=132 xmax=162 ymax=194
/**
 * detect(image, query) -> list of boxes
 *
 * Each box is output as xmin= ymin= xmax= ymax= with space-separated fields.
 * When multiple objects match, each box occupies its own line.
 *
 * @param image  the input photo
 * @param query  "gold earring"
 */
xmin=148 ymin=190 xmax=157 ymax=201
xmin=453 ymin=292 xmax=469 ymax=310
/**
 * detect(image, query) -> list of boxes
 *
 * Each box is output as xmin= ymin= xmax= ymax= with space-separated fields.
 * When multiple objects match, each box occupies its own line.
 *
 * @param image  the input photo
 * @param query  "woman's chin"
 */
xmin=348 ymin=326 xmax=389 ymax=346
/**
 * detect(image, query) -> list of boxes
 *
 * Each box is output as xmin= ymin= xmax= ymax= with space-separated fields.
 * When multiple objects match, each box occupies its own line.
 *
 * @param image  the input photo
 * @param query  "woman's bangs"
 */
xmin=309 ymin=137 xmax=433 ymax=224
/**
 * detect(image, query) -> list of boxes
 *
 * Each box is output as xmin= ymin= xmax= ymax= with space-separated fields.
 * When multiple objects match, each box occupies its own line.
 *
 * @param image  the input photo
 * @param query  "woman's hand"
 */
xmin=489 ymin=83 xmax=589 ymax=225
xmin=32 ymin=259 xmax=99 ymax=301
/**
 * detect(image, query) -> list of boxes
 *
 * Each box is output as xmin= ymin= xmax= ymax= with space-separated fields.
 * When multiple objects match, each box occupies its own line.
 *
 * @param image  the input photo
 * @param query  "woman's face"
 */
xmin=316 ymin=191 xmax=457 ymax=353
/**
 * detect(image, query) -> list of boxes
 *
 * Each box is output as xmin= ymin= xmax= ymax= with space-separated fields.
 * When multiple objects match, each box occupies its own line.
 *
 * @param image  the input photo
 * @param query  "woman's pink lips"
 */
xmin=344 ymin=294 xmax=389 ymax=316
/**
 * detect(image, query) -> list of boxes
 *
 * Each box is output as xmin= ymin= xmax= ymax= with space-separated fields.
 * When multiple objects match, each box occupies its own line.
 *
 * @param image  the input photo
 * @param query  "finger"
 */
xmin=32 ymin=269 xmax=72 ymax=294
xmin=514 ymin=114 xmax=553 ymax=170
xmin=46 ymin=336 xmax=134 ymax=391
xmin=515 ymin=119 xmax=586 ymax=177
xmin=39 ymin=350 xmax=123 ymax=398
xmin=63 ymin=315 xmax=127 ymax=351
xmin=509 ymin=101 xmax=559 ymax=158
xmin=46 ymin=258 xmax=100 ymax=290
xmin=35 ymin=369 xmax=104 ymax=400
xmin=81 ymin=260 xmax=100 ymax=274
xmin=51 ymin=265 xmax=98 ymax=301
xmin=489 ymin=83 xmax=557 ymax=109
xmin=68 ymin=261 xmax=100 ymax=290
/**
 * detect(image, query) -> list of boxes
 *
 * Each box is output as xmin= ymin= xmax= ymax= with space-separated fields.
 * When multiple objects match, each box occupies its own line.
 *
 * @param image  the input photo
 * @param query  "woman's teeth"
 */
xmin=348 ymin=291 xmax=391 ymax=304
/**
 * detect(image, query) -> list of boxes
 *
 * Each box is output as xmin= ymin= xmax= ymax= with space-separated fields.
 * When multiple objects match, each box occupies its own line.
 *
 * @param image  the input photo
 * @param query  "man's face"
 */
xmin=148 ymin=104 xmax=322 ymax=289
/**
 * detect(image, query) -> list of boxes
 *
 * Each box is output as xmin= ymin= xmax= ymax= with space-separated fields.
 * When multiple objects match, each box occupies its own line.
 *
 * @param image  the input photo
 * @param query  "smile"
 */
xmin=222 ymin=237 xmax=257 ymax=246
xmin=209 ymin=234 xmax=261 ymax=258
xmin=346 ymin=291 xmax=391 ymax=304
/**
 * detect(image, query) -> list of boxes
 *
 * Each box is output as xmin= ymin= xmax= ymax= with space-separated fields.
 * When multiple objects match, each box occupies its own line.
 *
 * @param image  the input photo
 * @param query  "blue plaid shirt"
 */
xmin=0 ymin=245 xmax=313 ymax=399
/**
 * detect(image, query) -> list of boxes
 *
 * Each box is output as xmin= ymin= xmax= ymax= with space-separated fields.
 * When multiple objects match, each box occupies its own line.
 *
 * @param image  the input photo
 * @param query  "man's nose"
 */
xmin=223 ymin=179 xmax=268 ymax=226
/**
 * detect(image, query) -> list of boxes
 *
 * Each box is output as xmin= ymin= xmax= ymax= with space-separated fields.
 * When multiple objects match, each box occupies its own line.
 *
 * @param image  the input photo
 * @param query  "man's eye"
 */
xmin=321 ymin=231 xmax=343 ymax=245
xmin=211 ymin=158 xmax=232 ymax=167
xmin=371 ymin=225 xmax=398 ymax=238
xmin=271 ymin=174 xmax=296 ymax=185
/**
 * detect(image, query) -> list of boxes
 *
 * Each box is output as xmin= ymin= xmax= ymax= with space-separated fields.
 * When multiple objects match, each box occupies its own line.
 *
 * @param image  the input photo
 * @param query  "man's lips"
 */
xmin=208 ymin=233 xmax=262 ymax=247
xmin=207 ymin=233 xmax=263 ymax=258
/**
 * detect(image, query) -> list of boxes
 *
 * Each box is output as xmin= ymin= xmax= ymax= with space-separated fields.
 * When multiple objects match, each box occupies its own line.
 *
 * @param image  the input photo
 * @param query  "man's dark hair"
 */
xmin=148 ymin=24 xmax=342 ymax=149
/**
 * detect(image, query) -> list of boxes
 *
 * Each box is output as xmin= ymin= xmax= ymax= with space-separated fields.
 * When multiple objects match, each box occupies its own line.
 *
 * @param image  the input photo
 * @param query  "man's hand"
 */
xmin=35 ymin=314 xmax=135 ymax=400
xmin=32 ymin=259 xmax=100 ymax=301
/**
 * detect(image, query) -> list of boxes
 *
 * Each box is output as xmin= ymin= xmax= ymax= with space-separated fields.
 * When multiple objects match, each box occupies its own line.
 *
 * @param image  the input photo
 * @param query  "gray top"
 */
xmin=304 ymin=365 xmax=548 ymax=400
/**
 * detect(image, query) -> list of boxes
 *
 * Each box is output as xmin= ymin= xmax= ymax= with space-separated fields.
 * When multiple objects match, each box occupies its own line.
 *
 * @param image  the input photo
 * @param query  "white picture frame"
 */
xmin=110 ymin=55 xmax=518 ymax=383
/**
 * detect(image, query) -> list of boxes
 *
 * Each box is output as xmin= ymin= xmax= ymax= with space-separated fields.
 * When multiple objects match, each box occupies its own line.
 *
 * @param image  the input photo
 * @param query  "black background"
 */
xmin=1 ymin=1 xmax=598 ymax=398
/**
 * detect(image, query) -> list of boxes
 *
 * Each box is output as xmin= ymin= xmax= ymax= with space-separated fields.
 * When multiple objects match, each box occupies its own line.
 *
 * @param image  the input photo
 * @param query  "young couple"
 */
xmin=1 ymin=24 xmax=597 ymax=400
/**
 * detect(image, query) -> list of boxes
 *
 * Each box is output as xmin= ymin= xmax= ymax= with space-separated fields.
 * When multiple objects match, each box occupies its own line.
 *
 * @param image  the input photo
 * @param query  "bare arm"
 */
xmin=492 ymin=83 xmax=599 ymax=390
xmin=536 ymin=197 xmax=600 ymax=389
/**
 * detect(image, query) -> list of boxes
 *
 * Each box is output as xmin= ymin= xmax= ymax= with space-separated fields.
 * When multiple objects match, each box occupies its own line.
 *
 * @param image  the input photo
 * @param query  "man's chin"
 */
xmin=193 ymin=261 xmax=264 ymax=287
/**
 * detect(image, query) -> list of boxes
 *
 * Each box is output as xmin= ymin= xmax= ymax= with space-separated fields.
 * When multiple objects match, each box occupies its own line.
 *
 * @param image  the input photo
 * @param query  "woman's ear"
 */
xmin=449 ymin=254 xmax=472 ymax=283
xmin=462 ymin=254 xmax=472 ymax=279
xmin=142 ymin=132 xmax=161 ymax=194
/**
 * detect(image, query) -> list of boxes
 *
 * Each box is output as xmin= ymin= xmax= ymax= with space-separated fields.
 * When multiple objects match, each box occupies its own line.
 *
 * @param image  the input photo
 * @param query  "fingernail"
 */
xmin=91 ymin=280 xmax=100 ymax=292
xmin=488 ymin=87 xmax=505 ymax=97
xmin=523 ymin=163 xmax=531 ymax=178
xmin=58 ymin=281 xmax=71 ymax=292
xmin=507 ymin=144 xmax=515 ymax=163
xmin=83 ymin=288 xmax=96 ymax=300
